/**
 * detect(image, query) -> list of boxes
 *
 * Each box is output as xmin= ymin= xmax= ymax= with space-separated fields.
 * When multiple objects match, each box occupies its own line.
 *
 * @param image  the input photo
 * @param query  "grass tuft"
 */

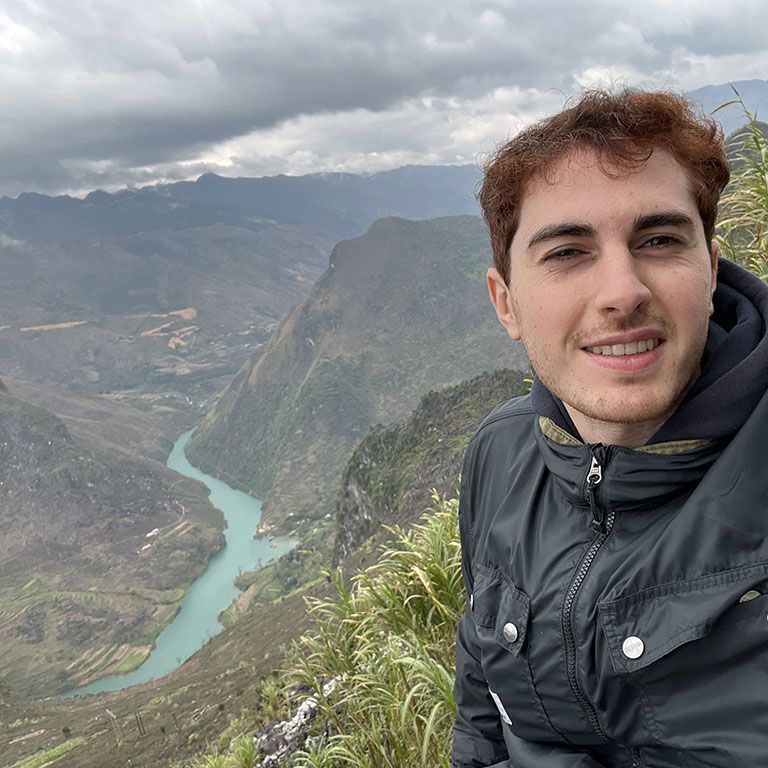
xmin=717 ymin=94 xmax=768 ymax=279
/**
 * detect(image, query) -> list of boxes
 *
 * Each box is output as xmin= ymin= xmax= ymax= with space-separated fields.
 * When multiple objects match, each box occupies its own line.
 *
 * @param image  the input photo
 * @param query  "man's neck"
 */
xmin=564 ymin=406 xmax=668 ymax=449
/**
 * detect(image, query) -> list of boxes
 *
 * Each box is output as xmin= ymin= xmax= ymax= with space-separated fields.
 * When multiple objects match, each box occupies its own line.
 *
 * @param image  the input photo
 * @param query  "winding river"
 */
xmin=61 ymin=429 xmax=294 ymax=697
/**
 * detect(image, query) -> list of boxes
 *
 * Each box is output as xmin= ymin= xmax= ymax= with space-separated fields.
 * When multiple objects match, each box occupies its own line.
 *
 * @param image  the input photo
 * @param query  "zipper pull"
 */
xmin=586 ymin=455 xmax=605 ymax=534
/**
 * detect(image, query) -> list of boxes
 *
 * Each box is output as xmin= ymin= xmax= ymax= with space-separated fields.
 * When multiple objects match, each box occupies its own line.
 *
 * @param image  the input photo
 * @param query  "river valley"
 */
xmin=61 ymin=430 xmax=294 ymax=697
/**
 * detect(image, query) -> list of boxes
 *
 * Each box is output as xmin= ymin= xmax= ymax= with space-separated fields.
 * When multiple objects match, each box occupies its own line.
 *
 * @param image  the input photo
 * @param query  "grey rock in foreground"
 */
xmin=255 ymin=678 xmax=338 ymax=767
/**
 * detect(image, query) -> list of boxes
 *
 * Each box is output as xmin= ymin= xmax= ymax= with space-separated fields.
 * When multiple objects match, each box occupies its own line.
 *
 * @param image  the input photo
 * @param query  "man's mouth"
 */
xmin=584 ymin=338 xmax=662 ymax=356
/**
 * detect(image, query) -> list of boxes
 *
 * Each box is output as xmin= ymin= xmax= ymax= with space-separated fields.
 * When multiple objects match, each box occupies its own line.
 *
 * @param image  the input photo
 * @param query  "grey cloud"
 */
xmin=0 ymin=0 xmax=765 ymax=195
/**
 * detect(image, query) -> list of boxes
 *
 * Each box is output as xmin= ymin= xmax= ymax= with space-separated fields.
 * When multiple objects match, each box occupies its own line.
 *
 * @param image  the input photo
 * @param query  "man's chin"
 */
xmin=565 ymin=394 xmax=680 ymax=429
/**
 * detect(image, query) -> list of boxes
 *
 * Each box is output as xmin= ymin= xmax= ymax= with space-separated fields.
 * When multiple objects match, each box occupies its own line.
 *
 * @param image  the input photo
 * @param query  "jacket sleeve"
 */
xmin=451 ymin=439 xmax=509 ymax=768
xmin=451 ymin=610 xmax=509 ymax=767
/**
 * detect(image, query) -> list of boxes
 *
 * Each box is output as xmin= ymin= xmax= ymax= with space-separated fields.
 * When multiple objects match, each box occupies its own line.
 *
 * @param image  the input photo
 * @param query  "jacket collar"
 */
xmin=534 ymin=416 xmax=726 ymax=513
xmin=535 ymin=374 xmax=768 ymax=515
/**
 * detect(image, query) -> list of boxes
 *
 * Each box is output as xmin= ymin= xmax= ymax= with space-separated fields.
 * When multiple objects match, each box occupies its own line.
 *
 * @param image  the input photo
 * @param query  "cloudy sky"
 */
xmin=1 ymin=0 xmax=767 ymax=197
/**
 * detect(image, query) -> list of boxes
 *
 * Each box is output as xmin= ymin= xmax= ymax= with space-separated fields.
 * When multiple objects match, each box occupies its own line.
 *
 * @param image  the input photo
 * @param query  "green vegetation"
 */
xmin=114 ymin=648 xmax=151 ymax=674
xmin=291 ymin=496 xmax=462 ymax=768
xmin=1 ymin=737 xmax=86 ymax=768
xmin=335 ymin=368 xmax=529 ymax=560
xmin=227 ymin=368 xmax=526 ymax=620
xmin=717 ymin=97 xmax=768 ymax=279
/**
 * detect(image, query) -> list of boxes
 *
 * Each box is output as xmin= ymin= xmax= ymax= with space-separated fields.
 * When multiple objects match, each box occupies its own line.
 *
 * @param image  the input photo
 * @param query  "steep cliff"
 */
xmin=186 ymin=215 xmax=526 ymax=534
xmin=334 ymin=368 xmax=530 ymax=560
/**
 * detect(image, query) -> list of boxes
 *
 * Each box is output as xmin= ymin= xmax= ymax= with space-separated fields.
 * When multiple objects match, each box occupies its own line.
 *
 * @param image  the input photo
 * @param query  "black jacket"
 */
xmin=452 ymin=261 xmax=768 ymax=768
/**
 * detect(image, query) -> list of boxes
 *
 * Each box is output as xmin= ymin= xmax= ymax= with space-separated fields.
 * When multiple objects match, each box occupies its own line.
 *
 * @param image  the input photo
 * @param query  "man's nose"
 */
xmin=592 ymin=248 xmax=652 ymax=316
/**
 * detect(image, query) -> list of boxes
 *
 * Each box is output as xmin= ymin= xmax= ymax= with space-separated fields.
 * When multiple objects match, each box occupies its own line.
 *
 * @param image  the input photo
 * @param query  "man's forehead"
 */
xmin=515 ymin=146 xmax=700 ymax=237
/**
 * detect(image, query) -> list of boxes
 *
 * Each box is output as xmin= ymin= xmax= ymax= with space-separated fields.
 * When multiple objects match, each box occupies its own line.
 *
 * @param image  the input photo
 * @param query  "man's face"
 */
xmin=488 ymin=147 xmax=718 ymax=439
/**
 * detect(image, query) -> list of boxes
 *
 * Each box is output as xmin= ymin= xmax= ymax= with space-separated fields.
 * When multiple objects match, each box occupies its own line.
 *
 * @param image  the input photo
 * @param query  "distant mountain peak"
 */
xmin=197 ymin=172 xmax=226 ymax=182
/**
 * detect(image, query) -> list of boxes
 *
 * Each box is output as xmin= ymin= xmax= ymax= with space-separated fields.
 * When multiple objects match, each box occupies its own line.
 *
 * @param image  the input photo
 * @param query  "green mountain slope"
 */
xmin=335 ymin=368 xmax=529 ymax=561
xmin=186 ymin=215 xmax=526 ymax=536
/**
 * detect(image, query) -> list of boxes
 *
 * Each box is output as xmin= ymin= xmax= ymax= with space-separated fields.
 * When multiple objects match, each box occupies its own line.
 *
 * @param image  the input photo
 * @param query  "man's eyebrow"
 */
xmin=525 ymin=212 xmax=698 ymax=250
xmin=633 ymin=211 xmax=696 ymax=232
xmin=526 ymin=222 xmax=596 ymax=250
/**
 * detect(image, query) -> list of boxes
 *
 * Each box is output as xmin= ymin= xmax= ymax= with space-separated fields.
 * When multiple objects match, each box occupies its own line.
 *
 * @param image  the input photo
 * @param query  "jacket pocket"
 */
xmin=597 ymin=560 xmax=768 ymax=674
xmin=597 ymin=560 xmax=768 ymax=766
xmin=473 ymin=562 xmax=531 ymax=655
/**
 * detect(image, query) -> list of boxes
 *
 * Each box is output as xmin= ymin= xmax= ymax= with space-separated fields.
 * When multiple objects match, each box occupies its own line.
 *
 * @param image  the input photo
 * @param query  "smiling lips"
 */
xmin=584 ymin=338 xmax=662 ymax=356
xmin=582 ymin=336 xmax=665 ymax=373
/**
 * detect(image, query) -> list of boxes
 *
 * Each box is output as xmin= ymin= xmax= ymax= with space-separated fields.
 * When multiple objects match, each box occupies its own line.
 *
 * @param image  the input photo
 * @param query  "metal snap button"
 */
xmin=502 ymin=622 xmax=519 ymax=643
xmin=739 ymin=589 xmax=761 ymax=603
xmin=622 ymin=636 xmax=644 ymax=659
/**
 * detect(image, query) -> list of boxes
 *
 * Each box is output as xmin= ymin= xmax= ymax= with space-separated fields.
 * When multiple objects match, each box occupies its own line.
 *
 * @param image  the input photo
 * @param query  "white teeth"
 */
xmin=586 ymin=339 xmax=660 ymax=355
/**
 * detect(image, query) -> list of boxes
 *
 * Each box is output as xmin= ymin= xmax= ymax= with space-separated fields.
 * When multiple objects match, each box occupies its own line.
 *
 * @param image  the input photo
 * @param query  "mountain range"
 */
xmin=0 ymin=164 xmax=488 ymax=700
xmin=0 ymin=165 xmax=480 ymax=407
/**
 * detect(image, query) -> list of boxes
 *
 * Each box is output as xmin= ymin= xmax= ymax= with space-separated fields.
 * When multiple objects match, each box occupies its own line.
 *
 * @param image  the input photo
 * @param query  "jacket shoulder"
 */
xmin=472 ymin=393 xmax=537 ymax=443
xmin=461 ymin=393 xmax=537 ymax=512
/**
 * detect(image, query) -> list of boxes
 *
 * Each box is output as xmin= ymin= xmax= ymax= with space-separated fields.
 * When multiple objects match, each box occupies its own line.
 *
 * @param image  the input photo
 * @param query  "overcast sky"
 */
xmin=1 ymin=0 xmax=767 ymax=197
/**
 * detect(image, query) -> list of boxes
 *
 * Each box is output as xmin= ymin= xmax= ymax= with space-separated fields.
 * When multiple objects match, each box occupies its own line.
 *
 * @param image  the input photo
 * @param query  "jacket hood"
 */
xmin=531 ymin=258 xmax=768 ymax=445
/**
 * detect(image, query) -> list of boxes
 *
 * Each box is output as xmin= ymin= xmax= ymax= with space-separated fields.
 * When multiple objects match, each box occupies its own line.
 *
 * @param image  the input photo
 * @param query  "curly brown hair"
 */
xmin=479 ymin=88 xmax=731 ymax=284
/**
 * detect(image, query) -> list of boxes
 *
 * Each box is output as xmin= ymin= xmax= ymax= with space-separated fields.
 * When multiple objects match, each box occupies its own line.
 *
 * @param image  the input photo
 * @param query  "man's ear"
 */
xmin=487 ymin=267 xmax=521 ymax=340
xmin=709 ymin=239 xmax=719 ymax=314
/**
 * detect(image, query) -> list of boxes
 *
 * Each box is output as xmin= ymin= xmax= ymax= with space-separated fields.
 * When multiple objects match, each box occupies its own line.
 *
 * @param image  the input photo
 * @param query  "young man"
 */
xmin=452 ymin=90 xmax=768 ymax=768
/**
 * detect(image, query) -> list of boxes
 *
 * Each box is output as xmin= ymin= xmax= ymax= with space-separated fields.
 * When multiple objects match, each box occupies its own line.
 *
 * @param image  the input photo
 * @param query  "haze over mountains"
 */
xmin=689 ymin=79 xmax=768 ymax=134
xmin=0 ymin=165 xmax=479 ymax=400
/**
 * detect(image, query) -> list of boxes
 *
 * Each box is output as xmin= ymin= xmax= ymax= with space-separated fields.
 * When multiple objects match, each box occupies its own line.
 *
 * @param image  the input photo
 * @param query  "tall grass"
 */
xmin=716 ymin=97 xmax=768 ymax=279
xmin=289 ymin=494 xmax=464 ymax=768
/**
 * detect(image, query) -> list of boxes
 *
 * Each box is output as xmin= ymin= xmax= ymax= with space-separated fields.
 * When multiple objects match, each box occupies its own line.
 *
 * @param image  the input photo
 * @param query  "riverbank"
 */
xmin=60 ymin=430 xmax=295 ymax=697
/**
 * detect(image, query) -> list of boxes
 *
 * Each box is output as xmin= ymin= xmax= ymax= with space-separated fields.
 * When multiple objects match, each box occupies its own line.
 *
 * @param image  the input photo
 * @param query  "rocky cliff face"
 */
xmin=187 ymin=216 xmax=526 ymax=537
xmin=334 ymin=368 xmax=530 ymax=561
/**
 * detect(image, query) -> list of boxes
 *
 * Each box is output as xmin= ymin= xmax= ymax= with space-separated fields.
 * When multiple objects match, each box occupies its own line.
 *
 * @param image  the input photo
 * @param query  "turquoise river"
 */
xmin=61 ymin=429 xmax=294 ymax=697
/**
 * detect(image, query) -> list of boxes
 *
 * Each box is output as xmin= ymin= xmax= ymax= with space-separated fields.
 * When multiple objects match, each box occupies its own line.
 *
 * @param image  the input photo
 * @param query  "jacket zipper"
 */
xmin=561 ymin=446 xmax=614 ymax=741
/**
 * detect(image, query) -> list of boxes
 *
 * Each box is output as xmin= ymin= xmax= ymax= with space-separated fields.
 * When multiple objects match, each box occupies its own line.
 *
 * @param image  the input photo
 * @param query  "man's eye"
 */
xmin=642 ymin=235 xmax=679 ymax=249
xmin=545 ymin=247 xmax=583 ymax=261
